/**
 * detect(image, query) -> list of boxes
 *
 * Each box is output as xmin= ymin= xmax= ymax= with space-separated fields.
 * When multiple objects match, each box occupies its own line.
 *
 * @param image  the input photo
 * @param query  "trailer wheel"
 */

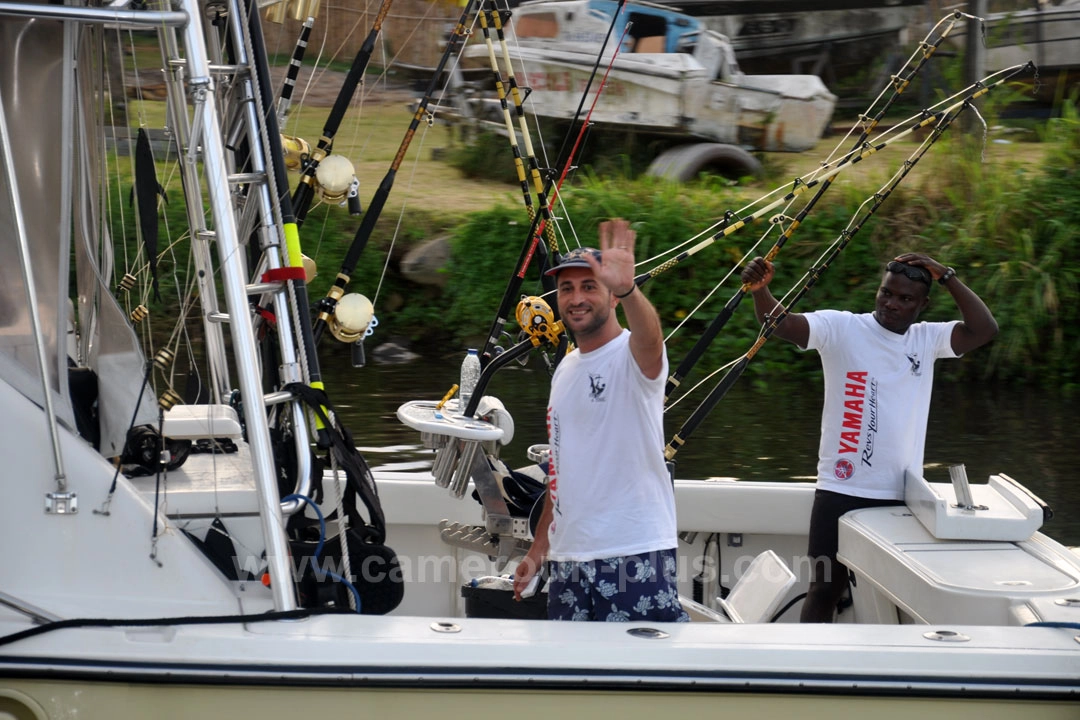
xmin=646 ymin=143 xmax=763 ymax=182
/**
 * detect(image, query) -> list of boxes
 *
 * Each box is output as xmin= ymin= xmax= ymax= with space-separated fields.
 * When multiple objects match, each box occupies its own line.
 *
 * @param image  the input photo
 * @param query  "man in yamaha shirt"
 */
xmin=741 ymin=253 xmax=997 ymax=622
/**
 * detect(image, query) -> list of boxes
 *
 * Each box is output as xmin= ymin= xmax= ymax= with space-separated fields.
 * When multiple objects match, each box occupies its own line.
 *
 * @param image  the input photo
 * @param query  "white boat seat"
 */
xmin=716 ymin=550 xmax=797 ymax=623
xmin=680 ymin=595 xmax=729 ymax=623
xmin=838 ymin=507 xmax=1080 ymax=625
xmin=163 ymin=404 xmax=243 ymax=440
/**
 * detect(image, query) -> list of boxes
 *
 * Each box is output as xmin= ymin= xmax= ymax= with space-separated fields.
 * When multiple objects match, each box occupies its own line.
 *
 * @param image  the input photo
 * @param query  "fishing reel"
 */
xmin=280 ymin=134 xmax=310 ymax=171
xmin=315 ymin=154 xmax=362 ymax=215
xmin=516 ymin=295 xmax=562 ymax=348
xmin=264 ymin=0 xmax=321 ymax=24
xmin=327 ymin=292 xmax=378 ymax=344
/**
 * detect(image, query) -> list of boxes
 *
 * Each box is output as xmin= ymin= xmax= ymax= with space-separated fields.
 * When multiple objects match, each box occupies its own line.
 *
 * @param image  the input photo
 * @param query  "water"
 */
xmin=320 ymin=351 xmax=1080 ymax=547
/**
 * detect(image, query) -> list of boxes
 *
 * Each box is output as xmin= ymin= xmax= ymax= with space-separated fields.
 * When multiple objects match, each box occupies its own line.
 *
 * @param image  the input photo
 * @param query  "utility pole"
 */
xmin=963 ymin=0 xmax=987 ymax=133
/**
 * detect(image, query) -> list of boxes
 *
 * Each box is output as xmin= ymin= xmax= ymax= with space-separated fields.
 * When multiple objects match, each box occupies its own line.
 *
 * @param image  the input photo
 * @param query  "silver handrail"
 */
xmin=0 ymin=66 xmax=67 ymax=495
xmin=224 ymin=0 xmax=314 ymax=516
xmin=173 ymin=0 xmax=297 ymax=611
xmin=0 ymin=1 xmax=187 ymax=26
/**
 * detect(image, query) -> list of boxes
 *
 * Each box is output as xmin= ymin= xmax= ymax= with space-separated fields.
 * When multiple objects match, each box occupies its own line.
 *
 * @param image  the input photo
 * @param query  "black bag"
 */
xmin=290 ymin=526 xmax=403 ymax=615
xmin=283 ymin=383 xmax=404 ymax=615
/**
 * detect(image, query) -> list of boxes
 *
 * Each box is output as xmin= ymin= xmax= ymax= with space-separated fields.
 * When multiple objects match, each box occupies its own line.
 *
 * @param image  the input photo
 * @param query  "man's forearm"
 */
xmin=943 ymin=274 xmax=998 ymax=353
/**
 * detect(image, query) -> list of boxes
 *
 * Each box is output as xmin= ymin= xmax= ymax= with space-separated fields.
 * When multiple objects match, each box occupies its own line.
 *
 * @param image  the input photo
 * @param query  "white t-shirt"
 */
xmin=546 ymin=330 xmax=677 ymax=561
xmin=805 ymin=310 xmax=958 ymax=500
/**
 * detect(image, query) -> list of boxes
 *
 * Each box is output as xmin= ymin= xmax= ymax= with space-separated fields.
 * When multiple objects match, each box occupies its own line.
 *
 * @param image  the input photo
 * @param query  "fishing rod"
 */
xmin=662 ymin=10 xmax=974 ymax=401
xmin=478 ymin=0 xmax=630 ymax=365
xmin=489 ymin=3 xmax=559 ymax=252
xmin=290 ymin=0 xmax=396 ymax=227
xmin=240 ymin=0 xmax=332 ymax=449
xmin=621 ymin=96 xmax=963 ymax=297
xmin=276 ymin=15 xmax=313 ymax=128
xmin=662 ymin=63 xmax=1033 ymax=462
xmin=312 ymin=0 xmax=479 ymax=344
xmin=475 ymin=6 xmax=540 ymax=226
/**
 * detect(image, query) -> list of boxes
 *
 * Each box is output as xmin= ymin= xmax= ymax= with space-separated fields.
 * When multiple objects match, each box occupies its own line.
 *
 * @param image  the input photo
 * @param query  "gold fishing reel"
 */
xmin=516 ymin=295 xmax=562 ymax=347
xmin=264 ymin=0 xmax=321 ymax=24
xmin=327 ymin=292 xmax=377 ymax=344
xmin=314 ymin=154 xmax=359 ymax=208
xmin=280 ymin=134 xmax=310 ymax=171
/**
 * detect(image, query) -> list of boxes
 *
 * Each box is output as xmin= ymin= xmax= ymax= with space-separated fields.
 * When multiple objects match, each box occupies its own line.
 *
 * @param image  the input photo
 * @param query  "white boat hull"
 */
xmin=984 ymin=2 xmax=1080 ymax=74
xmin=512 ymin=48 xmax=835 ymax=151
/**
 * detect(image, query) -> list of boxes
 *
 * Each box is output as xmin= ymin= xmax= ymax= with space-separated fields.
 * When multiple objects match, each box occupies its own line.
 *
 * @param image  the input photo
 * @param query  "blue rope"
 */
xmin=282 ymin=494 xmax=362 ymax=613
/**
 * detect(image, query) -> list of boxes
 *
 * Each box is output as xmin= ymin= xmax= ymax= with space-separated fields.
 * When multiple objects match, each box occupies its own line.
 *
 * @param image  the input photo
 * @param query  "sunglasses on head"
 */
xmin=885 ymin=261 xmax=931 ymax=287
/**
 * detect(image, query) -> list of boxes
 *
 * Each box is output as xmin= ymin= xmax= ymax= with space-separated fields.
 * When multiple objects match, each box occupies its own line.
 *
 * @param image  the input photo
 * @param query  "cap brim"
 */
xmin=544 ymin=259 xmax=594 ymax=277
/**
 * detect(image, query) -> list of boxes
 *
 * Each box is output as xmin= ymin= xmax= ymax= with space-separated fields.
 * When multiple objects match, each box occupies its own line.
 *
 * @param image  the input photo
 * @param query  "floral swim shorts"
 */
xmin=546 ymin=548 xmax=689 ymax=622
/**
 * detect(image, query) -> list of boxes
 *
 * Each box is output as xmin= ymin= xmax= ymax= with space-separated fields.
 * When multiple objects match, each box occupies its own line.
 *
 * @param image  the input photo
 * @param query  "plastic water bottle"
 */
xmin=459 ymin=348 xmax=481 ymax=411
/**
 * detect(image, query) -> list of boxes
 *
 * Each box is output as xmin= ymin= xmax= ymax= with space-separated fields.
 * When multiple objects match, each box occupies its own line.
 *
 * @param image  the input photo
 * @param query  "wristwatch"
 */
xmin=938 ymin=267 xmax=956 ymax=285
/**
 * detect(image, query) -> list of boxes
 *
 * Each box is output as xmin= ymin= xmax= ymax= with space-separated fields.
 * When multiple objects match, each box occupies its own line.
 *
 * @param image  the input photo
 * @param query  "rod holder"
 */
xmin=431 ymin=440 xmax=460 ymax=488
xmin=449 ymin=440 xmax=481 ymax=499
xmin=948 ymin=463 xmax=980 ymax=510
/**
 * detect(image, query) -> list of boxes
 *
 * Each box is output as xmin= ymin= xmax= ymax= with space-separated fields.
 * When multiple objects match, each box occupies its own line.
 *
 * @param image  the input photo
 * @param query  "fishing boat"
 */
xmin=653 ymin=0 xmax=926 ymax=83
xmin=457 ymin=0 xmax=837 ymax=178
xmin=980 ymin=0 xmax=1080 ymax=73
xmin=0 ymin=0 xmax=1078 ymax=717
xmin=981 ymin=0 xmax=1080 ymax=103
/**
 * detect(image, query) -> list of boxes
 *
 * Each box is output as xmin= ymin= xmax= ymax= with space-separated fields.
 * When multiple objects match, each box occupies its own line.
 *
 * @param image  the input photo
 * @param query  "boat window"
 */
xmin=674 ymin=30 xmax=698 ymax=55
xmin=627 ymin=11 xmax=668 ymax=53
xmin=514 ymin=13 xmax=559 ymax=39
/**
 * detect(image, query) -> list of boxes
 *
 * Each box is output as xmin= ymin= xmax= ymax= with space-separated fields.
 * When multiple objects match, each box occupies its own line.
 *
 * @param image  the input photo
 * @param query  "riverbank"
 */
xmin=120 ymin=78 xmax=1079 ymax=386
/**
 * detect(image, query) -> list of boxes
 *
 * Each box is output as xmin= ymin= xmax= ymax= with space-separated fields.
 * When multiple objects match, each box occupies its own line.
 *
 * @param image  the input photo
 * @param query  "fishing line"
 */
xmin=662 ymin=233 xmax=773 ymax=346
xmin=371 ymin=8 xmax=487 ymax=310
xmin=290 ymin=0 xmax=398 ymax=227
xmin=624 ymin=59 xmax=1029 ymax=308
xmin=662 ymin=356 xmax=742 ymax=414
xmin=310 ymin=0 xmax=481 ymax=343
xmin=816 ymin=10 xmax=978 ymax=171
xmin=630 ymin=11 xmax=983 ymax=316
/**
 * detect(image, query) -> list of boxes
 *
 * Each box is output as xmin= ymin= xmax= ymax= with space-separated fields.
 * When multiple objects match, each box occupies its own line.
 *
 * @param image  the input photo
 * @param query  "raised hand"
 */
xmin=585 ymin=218 xmax=637 ymax=297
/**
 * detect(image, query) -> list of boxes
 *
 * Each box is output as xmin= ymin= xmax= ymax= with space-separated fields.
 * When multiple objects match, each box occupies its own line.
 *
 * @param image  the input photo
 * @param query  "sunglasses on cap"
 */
xmin=885 ymin=261 xmax=931 ymax=287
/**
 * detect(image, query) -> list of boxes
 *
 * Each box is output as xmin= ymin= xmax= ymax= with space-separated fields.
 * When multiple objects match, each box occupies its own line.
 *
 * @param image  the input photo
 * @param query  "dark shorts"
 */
xmin=546 ymin=548 xmax=690 ymax=622
xmin=806 ymin=488 xmax=905 ymax=563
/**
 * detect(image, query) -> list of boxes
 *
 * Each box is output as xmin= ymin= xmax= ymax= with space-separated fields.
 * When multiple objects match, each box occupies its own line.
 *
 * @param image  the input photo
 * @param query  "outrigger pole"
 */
xmin=662 ymin=62 xmax=1033 ymax=462
xmin=663 ymin=10 xmax=975 ymax=401
xmin=290 ymin=0 xmax=396 ymax=227
xmin=312 ymin=0 xmax=480 ymax=343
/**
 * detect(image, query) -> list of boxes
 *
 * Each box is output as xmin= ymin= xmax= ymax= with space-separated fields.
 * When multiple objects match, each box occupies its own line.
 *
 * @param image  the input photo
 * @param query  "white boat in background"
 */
xmin=658 ymin=0 xmax=925 ymax=81
xmin=0 ymin=0 xmax=1078 ymax=717
xmin=460 ymin=0 xmax=836 ymax=178
xmin=982 ymin=0 xmax=1080 ymax=75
